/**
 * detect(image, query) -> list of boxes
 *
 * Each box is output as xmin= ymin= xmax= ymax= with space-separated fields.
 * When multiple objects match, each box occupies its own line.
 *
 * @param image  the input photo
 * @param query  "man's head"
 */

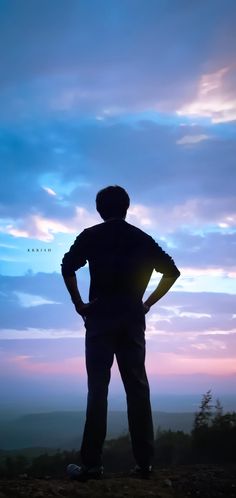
xmin=96 ymin=185 xmax=130 ymax=221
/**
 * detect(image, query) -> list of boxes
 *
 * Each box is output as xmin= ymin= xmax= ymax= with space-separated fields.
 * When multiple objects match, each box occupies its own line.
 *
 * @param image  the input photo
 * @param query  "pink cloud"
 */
xmin=4 ymin=345 xmax=236 ymax=381
xmin=6 ymin=354 xmax=86 ymax=376
xmin=146 ymin=351 xmax=236 ymax=376
xmin=0 ymin=208 xmax=99 ymax=241
xmin=177 ymin=66 xmax=236 ymax=123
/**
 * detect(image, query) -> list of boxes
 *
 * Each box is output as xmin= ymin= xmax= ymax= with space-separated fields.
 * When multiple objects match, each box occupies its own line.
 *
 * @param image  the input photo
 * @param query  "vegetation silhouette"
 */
xmin=192 ymin=389 xmax=236 ymax=463
xmin=0 ymin=390 xmax=235 ymax=478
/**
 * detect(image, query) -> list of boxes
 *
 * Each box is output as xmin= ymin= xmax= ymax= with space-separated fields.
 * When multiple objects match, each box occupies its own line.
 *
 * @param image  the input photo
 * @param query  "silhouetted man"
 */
xmin=61 ymin=185 xmax=180 ymax=480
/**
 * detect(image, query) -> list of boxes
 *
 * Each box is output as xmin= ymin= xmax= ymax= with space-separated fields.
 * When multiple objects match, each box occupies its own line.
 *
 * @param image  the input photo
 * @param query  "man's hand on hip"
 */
xmin=71 ymin=297 xmax=90 ymax=320
xmin=143 ymin=302 xmax=150 ymax=314
xmin=74 ymin=301 xmax=91 ymax=317
xmin=73 ymin=298 xmax=98 ymax=320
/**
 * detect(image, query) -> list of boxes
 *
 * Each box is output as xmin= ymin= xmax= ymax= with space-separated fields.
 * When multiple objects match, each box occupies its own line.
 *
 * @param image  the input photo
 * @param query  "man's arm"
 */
xmin=143 ymin=239 xmax=181 ymax=312
xmin=62 ymin=274 xmax=90 ymax=319
xmin=61 ymin=231 xmax=91 ymax=320
xmin=143 ymin=273 xmax=180 ymax=311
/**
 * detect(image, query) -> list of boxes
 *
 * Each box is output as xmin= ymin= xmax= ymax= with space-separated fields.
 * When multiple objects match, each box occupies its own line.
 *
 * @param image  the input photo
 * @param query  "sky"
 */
xmin=0 ymin=0 xmax=236 ymax=415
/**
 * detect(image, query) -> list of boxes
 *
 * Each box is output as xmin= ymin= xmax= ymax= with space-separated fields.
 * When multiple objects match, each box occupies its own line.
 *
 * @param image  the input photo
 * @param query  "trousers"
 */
xmin=80 ymin=321 xmax=154 ymax=467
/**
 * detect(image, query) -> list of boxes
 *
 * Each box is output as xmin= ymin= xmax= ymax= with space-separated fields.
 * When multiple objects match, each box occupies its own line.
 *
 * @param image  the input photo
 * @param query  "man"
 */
xmin=61 ymin=185 xmax=180 ymax=481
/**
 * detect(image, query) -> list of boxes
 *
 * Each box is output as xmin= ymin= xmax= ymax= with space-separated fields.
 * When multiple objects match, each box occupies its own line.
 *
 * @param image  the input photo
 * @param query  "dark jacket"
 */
xmin=61 ymin=219 xmax=180 ymax=330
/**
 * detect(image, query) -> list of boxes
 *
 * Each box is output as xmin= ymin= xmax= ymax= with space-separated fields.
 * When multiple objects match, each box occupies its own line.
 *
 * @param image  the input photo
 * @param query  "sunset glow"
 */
xmin=0 ymin=0 xmax=235 ymax=413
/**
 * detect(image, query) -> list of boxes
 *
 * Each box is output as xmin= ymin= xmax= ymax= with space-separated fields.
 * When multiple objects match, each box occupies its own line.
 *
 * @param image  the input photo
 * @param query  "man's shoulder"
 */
xmin=86 ymin=221 xmax=104 ymax=230
xmin=124 ymin=220 xmax=154 ymax=242
xmin=78 ymin=220 xmax=155 ymax=246
xmin=79 ymin=222 xmax=105 ymax=236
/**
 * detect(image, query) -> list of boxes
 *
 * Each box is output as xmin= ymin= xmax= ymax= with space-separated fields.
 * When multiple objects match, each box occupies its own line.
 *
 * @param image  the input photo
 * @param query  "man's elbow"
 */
xmin=61 ymin=253 xmax=72 ymax=278
xmin=61 ymin=265 xmax=76 ymax=279
xmin=61 ymin=259 xmax=73 ymax=279
xmin=164 ymin=268 xmax=181 ymax=281
xmin=61 ymin=261 xmax=66 ymax=278
xmin=175 ymin=268 xmax=181 ymax=279
xmin=173 ymin=268 xmax=181 ymax=281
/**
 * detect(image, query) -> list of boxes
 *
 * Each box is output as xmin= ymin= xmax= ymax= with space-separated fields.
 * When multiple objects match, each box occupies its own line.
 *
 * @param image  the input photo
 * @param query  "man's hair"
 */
xmin=96 ymin=185 xmax=130 ymax=220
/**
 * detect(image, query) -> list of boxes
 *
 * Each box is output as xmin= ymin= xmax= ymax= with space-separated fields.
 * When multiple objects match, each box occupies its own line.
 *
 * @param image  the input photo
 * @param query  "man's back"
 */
xmin=61 ymin=218 xmax=179 ymax=323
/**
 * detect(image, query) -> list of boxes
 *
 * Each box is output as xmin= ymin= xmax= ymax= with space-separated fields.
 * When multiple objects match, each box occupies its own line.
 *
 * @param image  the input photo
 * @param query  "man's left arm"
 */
xmin=143 ymin=239 xmax=180 ymax=312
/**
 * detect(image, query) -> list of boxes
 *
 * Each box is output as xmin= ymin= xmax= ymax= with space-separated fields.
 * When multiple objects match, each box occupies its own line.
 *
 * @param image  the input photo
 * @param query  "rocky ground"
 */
xmin=0 ymin=464 xmax=236 ymax=498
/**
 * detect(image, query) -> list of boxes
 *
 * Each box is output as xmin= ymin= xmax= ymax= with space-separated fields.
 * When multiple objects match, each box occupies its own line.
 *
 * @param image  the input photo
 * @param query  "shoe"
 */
xmin=129 ymin=464 xmax=153 ymax=479
xmin=66 ymin=463 xmax=104 ymax=482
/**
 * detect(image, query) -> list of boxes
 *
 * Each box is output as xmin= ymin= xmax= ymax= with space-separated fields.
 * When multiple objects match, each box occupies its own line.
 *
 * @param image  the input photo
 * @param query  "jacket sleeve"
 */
xmin=151 ymin=238 xmax=180 ymax=278
xmin=61 ymin=230 xmax=88 ymax=277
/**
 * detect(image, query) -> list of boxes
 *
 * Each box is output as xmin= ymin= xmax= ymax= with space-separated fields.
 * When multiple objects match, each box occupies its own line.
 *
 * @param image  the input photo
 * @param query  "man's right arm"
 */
xmin=61 ymin=230 xmax=91 ymax=318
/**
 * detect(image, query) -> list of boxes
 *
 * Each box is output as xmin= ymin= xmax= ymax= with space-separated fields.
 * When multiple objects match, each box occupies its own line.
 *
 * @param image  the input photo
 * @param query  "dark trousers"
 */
xmin=80 ymin=324 xmax=154 ymax=467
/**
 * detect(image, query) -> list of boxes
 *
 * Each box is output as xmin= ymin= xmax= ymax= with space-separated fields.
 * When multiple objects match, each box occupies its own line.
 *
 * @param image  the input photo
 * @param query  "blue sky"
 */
xmin=0 ymin=0 xmax=236 ymax=414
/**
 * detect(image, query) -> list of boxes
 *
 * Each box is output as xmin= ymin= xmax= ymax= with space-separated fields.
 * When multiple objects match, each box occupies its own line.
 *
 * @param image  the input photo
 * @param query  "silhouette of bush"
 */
xmin=30 ymin=449 xmax=80 ymax=477
xmin=155 ymin=429 xmax=192 ymax=465
xmin=1 ymin=454 xmax=29 ymax=478
xmin=103 ymin=434 xmax=133 ymax=471
xmin=192 ymin=390 xmax=236 ymax=463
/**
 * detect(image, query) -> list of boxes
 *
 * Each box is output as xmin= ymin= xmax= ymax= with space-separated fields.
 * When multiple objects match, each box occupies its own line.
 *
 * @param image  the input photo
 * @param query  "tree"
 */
xmin=213 ymin=398 xmax=223 ymax=428
xmin=193 ymin=389 xmax=213 ymax=431
xmin=192 ymin=390 xmax=214 ymax=462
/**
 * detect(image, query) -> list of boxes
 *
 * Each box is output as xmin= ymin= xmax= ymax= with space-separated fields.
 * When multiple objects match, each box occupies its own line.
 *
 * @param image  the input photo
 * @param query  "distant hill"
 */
xmin=0 ymin=410 xmax=195 ymax=450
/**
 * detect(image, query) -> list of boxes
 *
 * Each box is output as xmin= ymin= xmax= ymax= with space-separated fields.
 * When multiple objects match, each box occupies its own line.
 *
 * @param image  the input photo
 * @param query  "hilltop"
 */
xmin=0 ymin=464 xmax=236 ymax=498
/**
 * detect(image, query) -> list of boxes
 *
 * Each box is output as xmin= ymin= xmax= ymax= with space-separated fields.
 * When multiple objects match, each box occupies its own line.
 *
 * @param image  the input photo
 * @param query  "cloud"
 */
xmin=1 ymin=325 xmax=236 ymax=382
xmin=42 ymin=186 xmax=57 ymax=196
xmin=171 ymin=231 xmax=236 ymax=270
xmin=127 ymin=204 xmax=152 ymax=226
xmin=0 ymin=208 xmax=99 ymax=241
xmin=14 ymin=292 xmax=61 ymax=307
xmin=1 ymin=272 xmax=236 ymax=365
xmin=0 ymin=272 xmax=86 ymax=331
xmin=0 ymin=1 xmax=235 ymax=119
xmin=0 ymin=328 xmax=84 ymax=340
xmin=0 ymin=117 xmax=235 ymax=233
xmin=128 ymin=198 xmax=236 ymax=236
xmin=176 ymin=134 xmax=210 ymax=145
xmin=6 ymin=352 xmax=86 ymax=376
xmin=147 ymin=351 xmax=236 ymax=376
xmin=177 ymin=66 xmax=236 ymax=123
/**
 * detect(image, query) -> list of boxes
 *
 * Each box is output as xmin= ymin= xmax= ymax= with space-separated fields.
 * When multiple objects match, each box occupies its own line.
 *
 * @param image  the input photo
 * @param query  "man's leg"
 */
xmin=115 ymin=329 xmax=154 ymax=468
xmin=80 ymin=333 xmax=114 ymax=467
